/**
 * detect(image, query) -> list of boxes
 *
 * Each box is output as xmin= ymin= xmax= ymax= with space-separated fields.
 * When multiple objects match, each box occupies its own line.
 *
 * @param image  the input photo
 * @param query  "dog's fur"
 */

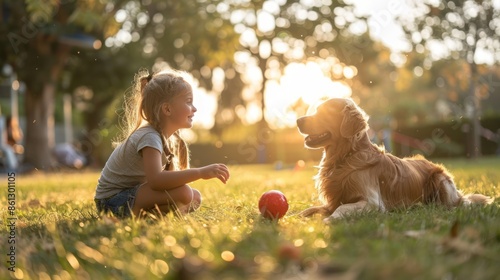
xmin=297 ymin=98 xmax=493 ymax=221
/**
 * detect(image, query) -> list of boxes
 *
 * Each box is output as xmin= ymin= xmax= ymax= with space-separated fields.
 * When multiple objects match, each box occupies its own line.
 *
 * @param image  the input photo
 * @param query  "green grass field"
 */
xmin=1 ymin=157 xmax=500 ymax=280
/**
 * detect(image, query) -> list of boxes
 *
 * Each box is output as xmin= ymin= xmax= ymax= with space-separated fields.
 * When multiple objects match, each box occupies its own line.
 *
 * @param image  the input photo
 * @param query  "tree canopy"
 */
xmin=1 ymin=0 xmax=499 ymax=168
xmin=397 ymin=0 xmax=500 ymax=157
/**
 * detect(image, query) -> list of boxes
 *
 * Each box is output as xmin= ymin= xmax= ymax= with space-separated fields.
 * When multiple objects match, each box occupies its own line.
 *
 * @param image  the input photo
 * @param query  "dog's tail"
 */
xmin=461 ymin=194 xmax=494 ymax=205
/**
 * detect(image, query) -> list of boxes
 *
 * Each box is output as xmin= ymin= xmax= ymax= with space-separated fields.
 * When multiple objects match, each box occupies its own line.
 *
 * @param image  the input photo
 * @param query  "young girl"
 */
xmin=94 ymin=68 xmax=230 ymax=218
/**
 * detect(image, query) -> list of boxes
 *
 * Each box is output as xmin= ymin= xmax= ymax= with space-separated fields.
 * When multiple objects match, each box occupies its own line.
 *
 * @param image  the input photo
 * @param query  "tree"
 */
xmin=225 ymin=1 xmax=395 ymax=127
xmin=397 ymin=0 xmax=500 ymax=158
xmin=0 ymin=0 xmax=125 ymax=169
xmin=1 ymin=0 xmax=241 ymax=169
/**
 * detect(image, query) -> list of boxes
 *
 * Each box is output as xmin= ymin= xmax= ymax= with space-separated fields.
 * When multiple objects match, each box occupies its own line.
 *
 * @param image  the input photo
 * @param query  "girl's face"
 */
xmin=164 ymin=88 xmax=197 ymax=132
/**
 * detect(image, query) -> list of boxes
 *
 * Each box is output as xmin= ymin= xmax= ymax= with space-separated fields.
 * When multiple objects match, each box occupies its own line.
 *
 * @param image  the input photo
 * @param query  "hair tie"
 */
xmin=146 ymin=74 xmax=153 ymax=82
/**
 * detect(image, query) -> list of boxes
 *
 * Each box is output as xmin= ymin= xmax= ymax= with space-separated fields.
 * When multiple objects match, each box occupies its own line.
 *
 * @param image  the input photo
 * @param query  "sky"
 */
xmin=352 ymin=0 xmax=500 ymax=64
xmin=351 ymin=0 xmax=413 ymax=53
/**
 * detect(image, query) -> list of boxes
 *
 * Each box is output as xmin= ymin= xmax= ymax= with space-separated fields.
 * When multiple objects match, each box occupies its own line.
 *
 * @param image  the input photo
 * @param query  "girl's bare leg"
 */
xmin=132 ymin=183 xmax=201 ymax=216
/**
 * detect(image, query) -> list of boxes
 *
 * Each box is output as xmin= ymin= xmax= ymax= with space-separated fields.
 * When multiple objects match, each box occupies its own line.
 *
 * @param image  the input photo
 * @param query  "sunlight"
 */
xmin=245 ymin=101 xmax=263 ymax=124
xmin=192 ymin=87 xmax=217 ymax=130
xmin=188 ymin=61 xmax=351 ymax=130
xmin=264 ymin=62 xmax=352 ymax=129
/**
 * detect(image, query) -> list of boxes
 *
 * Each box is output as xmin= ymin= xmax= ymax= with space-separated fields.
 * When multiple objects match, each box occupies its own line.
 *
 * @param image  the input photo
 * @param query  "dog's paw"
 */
xmin=299 ymin=205 xmax=330 ymax=217
xmin=322 ymin=217 xmax=333 ymax=223
xmin=323 ymin=213 xmax=343 ymax=223
xmin=298 ymin=209 xmax=316 ymax=218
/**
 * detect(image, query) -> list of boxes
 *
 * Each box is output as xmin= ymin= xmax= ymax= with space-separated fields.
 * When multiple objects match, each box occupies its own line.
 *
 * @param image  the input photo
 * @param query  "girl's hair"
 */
xmin=115 ymin=68 xmax=192 ymax=170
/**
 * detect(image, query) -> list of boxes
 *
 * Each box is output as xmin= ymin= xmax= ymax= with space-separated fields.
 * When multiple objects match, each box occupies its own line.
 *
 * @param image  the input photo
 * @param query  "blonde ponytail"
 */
xmin=167 ymin=131 xmax=190 ymax=170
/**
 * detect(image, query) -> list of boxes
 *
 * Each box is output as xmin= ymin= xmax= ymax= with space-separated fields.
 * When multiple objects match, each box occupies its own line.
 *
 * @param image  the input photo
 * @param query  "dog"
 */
xmin=297 ymin=98 xmax=493 ymax=222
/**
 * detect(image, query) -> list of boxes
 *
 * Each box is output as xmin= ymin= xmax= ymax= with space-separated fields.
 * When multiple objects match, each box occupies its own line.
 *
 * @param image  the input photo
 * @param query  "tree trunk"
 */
xmin=24 ymin=84 xmax=56 ymax=169
xmin=21 ymin=40 xmax=70 ymax=170
xmin=256 ymin=57 xmax=272 ymax=163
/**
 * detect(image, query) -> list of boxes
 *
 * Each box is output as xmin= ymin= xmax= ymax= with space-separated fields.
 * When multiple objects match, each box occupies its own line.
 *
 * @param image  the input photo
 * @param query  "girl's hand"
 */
xmin=199 ymin=164 xmax=230 ymax=184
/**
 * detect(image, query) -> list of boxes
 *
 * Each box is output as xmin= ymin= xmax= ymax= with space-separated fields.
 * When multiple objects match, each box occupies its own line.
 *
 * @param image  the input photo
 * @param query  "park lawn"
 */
xmin=1 ymin=157 xmax=499 ymax=280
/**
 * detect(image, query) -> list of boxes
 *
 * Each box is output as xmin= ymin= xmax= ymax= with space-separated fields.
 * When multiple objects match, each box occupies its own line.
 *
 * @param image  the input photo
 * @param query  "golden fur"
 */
xmin=297 ymin=98 xmax=493 ymax=221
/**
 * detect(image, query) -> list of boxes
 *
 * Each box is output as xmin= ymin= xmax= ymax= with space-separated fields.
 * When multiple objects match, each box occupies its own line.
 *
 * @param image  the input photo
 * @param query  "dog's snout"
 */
xmin=296 ymin=117 xmax=305 ymax=127
xmin=297 ymin=117 xmax=310 ymax=130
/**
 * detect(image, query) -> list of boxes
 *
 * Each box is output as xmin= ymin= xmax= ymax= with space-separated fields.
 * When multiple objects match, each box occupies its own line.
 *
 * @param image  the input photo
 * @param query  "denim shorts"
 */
xmin=94 ymin=185 xmax=141 ymax=218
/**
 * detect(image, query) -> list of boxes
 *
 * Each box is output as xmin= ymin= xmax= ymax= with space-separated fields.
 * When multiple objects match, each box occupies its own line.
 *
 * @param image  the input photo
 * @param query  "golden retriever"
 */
xmin=297 ymin=98 xmax=493 ymax=222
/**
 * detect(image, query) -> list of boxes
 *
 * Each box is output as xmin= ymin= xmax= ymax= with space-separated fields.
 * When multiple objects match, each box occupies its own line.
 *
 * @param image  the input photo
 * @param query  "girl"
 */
xmin=94 ymin=68 xmax=230 ymax=218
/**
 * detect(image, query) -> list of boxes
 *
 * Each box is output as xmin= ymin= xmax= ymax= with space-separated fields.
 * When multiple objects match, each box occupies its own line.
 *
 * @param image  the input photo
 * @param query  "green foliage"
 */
xmin=1 ymin=158 xmax=499 ymax=279
xmin=25 ymin=0 xmax=58 ymax=22
xmin=400 ymin=0 xmax=500 ymax=63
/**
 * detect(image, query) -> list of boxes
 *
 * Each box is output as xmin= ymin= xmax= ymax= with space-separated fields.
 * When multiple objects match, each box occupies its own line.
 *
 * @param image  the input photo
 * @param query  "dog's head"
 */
xmin=296 ymin=98 xmax=369 ymax=149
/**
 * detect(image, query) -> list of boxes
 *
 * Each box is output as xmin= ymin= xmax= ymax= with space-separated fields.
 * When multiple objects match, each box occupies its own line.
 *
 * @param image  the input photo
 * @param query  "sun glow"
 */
xmin=264 ymin=62 xmax=352 ymax=129
xmin=192 ymin=87 xmax=217 ymax=129
xmin=188 ymin=61 xmax=352 ymax=131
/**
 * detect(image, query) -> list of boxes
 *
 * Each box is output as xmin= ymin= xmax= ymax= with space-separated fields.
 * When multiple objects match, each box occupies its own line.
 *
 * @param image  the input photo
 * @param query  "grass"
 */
xmin=1 ymin=157 xmax=500 ymax=280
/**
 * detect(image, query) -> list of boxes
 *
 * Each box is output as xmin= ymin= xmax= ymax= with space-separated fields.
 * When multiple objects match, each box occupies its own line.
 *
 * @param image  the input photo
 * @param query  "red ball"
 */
xmin=258 ymin=190 xmax=289 ymax=219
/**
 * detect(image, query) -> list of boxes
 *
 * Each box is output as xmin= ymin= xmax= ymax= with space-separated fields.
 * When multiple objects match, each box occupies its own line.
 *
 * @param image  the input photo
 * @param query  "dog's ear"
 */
xmin=340 ymin=102 xmax=368 ymax=138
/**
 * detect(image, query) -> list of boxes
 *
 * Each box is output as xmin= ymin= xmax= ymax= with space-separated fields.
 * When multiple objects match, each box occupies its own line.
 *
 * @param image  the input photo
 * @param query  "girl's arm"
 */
xmin=142 ymin=147 xmax=230 ymax=191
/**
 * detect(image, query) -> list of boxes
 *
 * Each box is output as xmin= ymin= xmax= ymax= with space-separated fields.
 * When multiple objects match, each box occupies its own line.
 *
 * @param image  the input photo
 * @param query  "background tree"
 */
xmin=226 ymin=1 xmax=396 ymax=127
xmin=0 ymin=0 xmax=125 ymax=169
xmin=1 ymin=0 xmax=241 ymax=168
xmin=397 ymin=0 xmax=500 ymax=158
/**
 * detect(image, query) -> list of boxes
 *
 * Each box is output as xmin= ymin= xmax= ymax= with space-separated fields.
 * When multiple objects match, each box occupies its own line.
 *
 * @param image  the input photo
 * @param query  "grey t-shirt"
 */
xmin=95 ymin=125 xmax=167 ymax=199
